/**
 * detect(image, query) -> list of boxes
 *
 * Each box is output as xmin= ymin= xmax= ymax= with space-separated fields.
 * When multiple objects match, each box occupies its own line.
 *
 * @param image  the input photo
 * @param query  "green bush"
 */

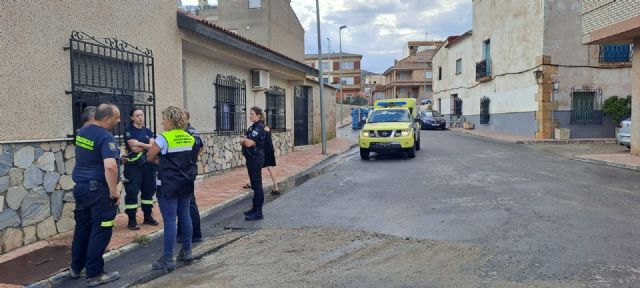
xmin=602 ymin=95 xmax=631 ymax=123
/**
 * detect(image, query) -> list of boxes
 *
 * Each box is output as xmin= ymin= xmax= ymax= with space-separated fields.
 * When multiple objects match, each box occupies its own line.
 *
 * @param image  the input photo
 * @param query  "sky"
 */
xmin=290 ymin=0 xmax=472 ymax=73
xmin=183 ymin=0 xmax=473 ymax=74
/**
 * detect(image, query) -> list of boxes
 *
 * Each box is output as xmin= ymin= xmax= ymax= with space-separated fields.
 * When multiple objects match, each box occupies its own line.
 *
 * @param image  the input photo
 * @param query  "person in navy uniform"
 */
xmin=146 ymin=106 xmax=196 ymax=271
xmin=177 ymin=110 xmax=204 ymax=243
xmin=69 ymin=103 xmax=121 ymax=287
xmin=122 ymin=108 xmax=159 ymax=230
xmin=241 ymin=106 xmax=266 ymax=221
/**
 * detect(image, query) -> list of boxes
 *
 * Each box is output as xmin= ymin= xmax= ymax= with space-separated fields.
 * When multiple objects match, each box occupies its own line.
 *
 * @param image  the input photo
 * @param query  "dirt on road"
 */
xmin=136 ymin=227 xmax=580 ymax=288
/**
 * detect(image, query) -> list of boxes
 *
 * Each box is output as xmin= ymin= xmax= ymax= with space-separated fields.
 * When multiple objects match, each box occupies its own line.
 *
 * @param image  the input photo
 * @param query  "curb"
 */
xmin=450 ymin=129 xmax=617 ymax=145
xmin=573 ymin=156 xmax=640 ymax=172
xmin=28 ymin=142 xmax=357 ymax=288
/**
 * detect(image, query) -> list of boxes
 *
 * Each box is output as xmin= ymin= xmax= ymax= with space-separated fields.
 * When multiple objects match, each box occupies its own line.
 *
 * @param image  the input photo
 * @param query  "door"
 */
xmin=294 ymin=86 xmax=309 ymax=146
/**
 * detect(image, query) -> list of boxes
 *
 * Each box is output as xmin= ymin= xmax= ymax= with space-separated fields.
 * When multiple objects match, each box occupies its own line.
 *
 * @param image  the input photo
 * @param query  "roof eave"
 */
xmin=178 ymin=12 xmax=318 ymax=77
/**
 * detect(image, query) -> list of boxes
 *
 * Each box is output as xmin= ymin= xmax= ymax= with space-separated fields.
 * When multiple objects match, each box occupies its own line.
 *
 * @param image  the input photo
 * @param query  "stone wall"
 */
xmin=196 ymin=131 xmax=293 ymax=175
xmin=0 ymin=141 xmax=78 ymax=253
xmin=0 ymin=130 xmax=293 ymax=254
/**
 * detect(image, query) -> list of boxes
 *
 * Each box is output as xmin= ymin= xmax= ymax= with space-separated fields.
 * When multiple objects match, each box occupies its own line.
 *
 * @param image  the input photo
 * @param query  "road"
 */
xmin=65 ymin=128 xmax=640 ymax=287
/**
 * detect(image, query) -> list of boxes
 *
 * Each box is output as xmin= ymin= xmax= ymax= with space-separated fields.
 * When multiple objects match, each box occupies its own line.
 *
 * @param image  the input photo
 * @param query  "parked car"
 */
xmin=617 ymin=117 xmax=631 ymax=149
xmin=419 ymin=110 xmax=447 ymax=130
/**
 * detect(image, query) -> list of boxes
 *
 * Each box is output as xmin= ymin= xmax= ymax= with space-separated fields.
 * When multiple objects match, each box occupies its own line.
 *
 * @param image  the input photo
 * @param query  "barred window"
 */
xmin=570 ymin=88 xmax=602 ymax=124
xmin=266 ymin=86 xmax=286 ymax=131
xmin=214 ymin=75 xmax=246 ymax=135
xmin=480 ymin=97 xmax=490 ymax=124
xmin=67 ymin=31 xmax=156 ymax=143
xmin=599 ymin=44 xmax=632 ymax=63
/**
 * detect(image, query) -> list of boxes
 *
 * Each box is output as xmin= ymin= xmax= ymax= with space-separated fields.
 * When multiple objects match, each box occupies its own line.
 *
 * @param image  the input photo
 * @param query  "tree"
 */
xmin=351 ymin=95 xmax=368 ymax=106
xmin=602 ymin=95 xmax=631 ymax=123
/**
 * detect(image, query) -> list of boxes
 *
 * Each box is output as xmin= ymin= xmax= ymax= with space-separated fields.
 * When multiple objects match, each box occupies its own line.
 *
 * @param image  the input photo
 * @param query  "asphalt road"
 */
xmin=56 ymin=128 xmax=640 ymax=287
xmin=234 ymin=129 xmax=640 ymax=286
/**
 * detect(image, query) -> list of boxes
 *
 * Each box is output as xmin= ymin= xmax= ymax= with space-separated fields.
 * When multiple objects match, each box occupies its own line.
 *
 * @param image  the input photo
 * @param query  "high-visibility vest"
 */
xmin=158 ymin=129 xmax=196 ymax=197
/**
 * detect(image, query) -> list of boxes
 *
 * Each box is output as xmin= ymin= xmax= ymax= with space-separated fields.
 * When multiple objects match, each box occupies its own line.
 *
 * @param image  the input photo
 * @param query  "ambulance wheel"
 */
xmin=360 ymin=149 xmax=370 ymax=160
xmin=407 ymin=144 xmax=416 ymax=158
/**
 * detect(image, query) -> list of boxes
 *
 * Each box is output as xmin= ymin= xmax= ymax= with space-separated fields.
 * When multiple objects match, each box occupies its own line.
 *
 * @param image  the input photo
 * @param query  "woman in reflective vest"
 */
xmin=241 ymin=106 xmax=266 ymax=221
xmin=123 ymin=108 xmax=159 ymax=230
xmin=146 ymin=106 xmax=196 ymax=271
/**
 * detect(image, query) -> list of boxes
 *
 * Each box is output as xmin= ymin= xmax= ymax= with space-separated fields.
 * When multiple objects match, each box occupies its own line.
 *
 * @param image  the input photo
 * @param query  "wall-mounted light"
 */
xmin=552 ymin=81 xmax=559 ymax=92
xmin=533 ymin=69 xmax=544 ymax=84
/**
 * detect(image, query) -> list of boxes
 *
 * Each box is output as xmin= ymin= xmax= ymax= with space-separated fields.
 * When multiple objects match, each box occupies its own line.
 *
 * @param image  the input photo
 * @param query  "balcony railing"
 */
xmin=599 ymin=44 xmax=632 ymax=63
xmin=476 ymin=59 xmax=491 ymax=81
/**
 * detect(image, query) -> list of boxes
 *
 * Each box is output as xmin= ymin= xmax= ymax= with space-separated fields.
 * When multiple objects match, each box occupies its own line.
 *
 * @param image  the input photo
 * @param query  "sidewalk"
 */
xmin=449 ymin=128 xmax=639 ymax=172
xmin=450 ymin=128 xmax=617 ymax=145
xmin=0 ymin=136 xmax=357 ymax=287
xmin=574 ymin=153 xmax=640 ymax=171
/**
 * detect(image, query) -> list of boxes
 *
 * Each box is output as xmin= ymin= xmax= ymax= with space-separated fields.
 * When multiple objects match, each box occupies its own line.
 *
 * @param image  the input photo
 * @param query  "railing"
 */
xmin=475 ymin=59 xmax=491 ymax=81
xmin=599 ymin=44 xmax=632 ymax=63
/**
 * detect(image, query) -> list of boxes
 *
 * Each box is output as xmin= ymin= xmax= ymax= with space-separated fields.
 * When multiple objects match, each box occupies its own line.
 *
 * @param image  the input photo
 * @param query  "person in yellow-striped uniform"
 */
xmin=146 ymin=106 xmax=196 ymax=271
xmin=123 ymin=108 xmax=159 ymax=230
xmin=69 ymin=104 xmax=121 ymax=287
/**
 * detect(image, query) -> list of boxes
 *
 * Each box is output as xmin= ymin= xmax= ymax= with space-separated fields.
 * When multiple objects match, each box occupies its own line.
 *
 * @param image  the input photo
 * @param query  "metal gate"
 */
xmin=66 ymin=30 xmax=156 ymax=142
xmin=294 ymin=86 xmax=309 ymax=146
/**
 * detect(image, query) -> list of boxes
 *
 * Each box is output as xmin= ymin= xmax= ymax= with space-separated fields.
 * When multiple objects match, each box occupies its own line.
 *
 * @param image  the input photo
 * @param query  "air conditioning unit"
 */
xmin=251 ymin=70 xmax=270 ymax=90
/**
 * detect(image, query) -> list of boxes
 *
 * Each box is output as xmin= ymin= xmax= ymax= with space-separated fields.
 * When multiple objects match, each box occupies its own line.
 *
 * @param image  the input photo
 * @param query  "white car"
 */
xmin=617 ymin=118 xmax=631 ymax=149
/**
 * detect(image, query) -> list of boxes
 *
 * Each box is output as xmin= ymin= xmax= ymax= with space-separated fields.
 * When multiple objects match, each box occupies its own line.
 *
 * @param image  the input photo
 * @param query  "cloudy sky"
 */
xmin=290 ymin=0 xmax=472 ymax=74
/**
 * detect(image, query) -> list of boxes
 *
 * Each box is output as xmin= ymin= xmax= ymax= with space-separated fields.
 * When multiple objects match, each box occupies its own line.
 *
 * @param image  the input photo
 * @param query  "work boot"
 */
xmin=86 ymin=271 xmax=120 ymax=287
xmin=142 ymin=206 xmax=159 ymax=226
xmin=245 ymin=206 xmax=263 ymax=221
xmin=126 ymin=212 xmax=140 ymax=230
xmin=243 ymin=204 xmax=256 ymax=216
xmin=177 ymin=249 xmax=194 ymax=262
xmin=151 ymin=256 xmax=176 ymax=271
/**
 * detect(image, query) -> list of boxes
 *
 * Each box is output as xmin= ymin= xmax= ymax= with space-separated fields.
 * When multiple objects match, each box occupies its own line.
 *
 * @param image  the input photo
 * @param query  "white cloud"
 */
xmin=291 ymin=0 xmax=472 ymax=73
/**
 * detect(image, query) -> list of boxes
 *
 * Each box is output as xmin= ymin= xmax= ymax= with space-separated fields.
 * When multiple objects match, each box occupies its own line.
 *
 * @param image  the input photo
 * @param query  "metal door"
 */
xmin=294 ymin=86 xmax=309 ymax=146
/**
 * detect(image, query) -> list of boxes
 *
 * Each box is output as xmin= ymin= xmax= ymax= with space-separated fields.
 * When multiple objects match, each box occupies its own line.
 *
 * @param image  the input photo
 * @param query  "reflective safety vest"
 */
xmin=158 ymin=129 xmax=196 ymax=197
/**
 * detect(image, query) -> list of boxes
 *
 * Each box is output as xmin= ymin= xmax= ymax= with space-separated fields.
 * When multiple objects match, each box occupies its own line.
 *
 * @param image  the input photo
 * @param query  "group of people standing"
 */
xmin=69 ymin=104 xmax=276 ymax=287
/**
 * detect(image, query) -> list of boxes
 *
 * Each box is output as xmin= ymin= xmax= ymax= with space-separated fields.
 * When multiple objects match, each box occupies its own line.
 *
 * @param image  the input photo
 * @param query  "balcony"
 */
xmin=476 ymin=59 xmax=491 ymax=82
xmin=599 ymin=44 xmax=632 ymax=64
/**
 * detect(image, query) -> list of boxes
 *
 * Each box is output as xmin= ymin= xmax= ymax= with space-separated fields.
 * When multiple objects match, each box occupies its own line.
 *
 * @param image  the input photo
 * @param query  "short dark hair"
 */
xmin=95 ymin=104 xmax=117 ymax=121
xmin=80 ymin=106 xmax=96 ymax=124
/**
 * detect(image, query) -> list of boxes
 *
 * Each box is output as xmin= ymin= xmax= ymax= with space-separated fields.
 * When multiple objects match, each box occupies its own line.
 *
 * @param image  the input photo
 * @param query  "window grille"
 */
xmin=570 ymin=88 xmax=602 ymax=124
xmin=265 ymin=86 xmax=286 ymax=131
xmin=66 ymin=30 xmax=156 ymax=143
xmin=599 ymin=44 xmax=632 ymax=63
xmin=214 ymin=74 xmax=247 ymax=135
xmin=480 ymin=97 xmax=490 ymax=124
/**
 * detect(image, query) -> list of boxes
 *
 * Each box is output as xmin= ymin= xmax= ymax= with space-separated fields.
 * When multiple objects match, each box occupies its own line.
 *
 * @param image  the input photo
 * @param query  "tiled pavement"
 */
xmin=450 ymin=128 xmax=617 ymax=145
xmin=450 ymin=128 xmax=639 ymax=172
xmin=0 ymin=133 xmax=356 ymax=288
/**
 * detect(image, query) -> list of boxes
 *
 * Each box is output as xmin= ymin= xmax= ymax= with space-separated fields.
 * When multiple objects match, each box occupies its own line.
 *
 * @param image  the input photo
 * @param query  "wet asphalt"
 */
xmin=237 ymin=128 xmax=640 ymax=285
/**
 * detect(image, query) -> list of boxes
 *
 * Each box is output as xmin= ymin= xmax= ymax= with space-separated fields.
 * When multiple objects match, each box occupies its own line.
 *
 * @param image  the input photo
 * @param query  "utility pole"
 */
xmin=316 ymin=0 xmax=327 ymax=155
xmin=339 ymin=25 xmax=347 ymax=125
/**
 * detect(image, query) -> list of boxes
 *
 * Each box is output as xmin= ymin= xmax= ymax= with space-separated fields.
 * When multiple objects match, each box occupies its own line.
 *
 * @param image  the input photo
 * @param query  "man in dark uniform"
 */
xmin=177 ymin=110 xmax=204 ymax=242
xmin=241 ymin=106 xmax=266 ymax=221
xmin=70 ymin=103 xmax=121 ymax=287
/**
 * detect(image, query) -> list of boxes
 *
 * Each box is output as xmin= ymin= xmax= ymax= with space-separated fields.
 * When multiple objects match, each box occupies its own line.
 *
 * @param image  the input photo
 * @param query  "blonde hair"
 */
xmin=162 ymin=106 xmax=188 ymax=130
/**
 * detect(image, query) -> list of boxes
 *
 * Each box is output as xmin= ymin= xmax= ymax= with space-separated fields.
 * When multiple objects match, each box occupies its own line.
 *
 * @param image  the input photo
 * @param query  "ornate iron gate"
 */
xmin=66 ymin=30 xmax=156 ymax=142
xmin=294 ymin=86 xmax=309 ymax=146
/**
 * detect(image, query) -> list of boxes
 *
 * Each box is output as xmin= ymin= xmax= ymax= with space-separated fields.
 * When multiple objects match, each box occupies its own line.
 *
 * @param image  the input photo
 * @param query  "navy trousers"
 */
xmin=70 ymin=183 xmax=116 ymax=278
xmin=246 ymin=150 xmax=265 ymax=207
xmin=123 ymin=163 xmax=156 ymax=213
xmin=177 ymin=193 xmax=201 ymax=240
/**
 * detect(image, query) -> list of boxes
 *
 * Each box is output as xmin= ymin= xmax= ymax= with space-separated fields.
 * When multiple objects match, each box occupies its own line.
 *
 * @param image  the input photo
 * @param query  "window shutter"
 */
xmin=355 ymin=61 xmax=361 ymax=70
xmin=333 ymin=62 xmax=340 ymax=70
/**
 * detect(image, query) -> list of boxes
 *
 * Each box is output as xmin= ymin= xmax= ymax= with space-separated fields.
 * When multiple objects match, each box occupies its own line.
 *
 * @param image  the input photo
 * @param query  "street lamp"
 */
xmin=316 ymin=0 xmax=327 ymax=155
xmin=339 ymin=25 xmax=347 ymax=125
